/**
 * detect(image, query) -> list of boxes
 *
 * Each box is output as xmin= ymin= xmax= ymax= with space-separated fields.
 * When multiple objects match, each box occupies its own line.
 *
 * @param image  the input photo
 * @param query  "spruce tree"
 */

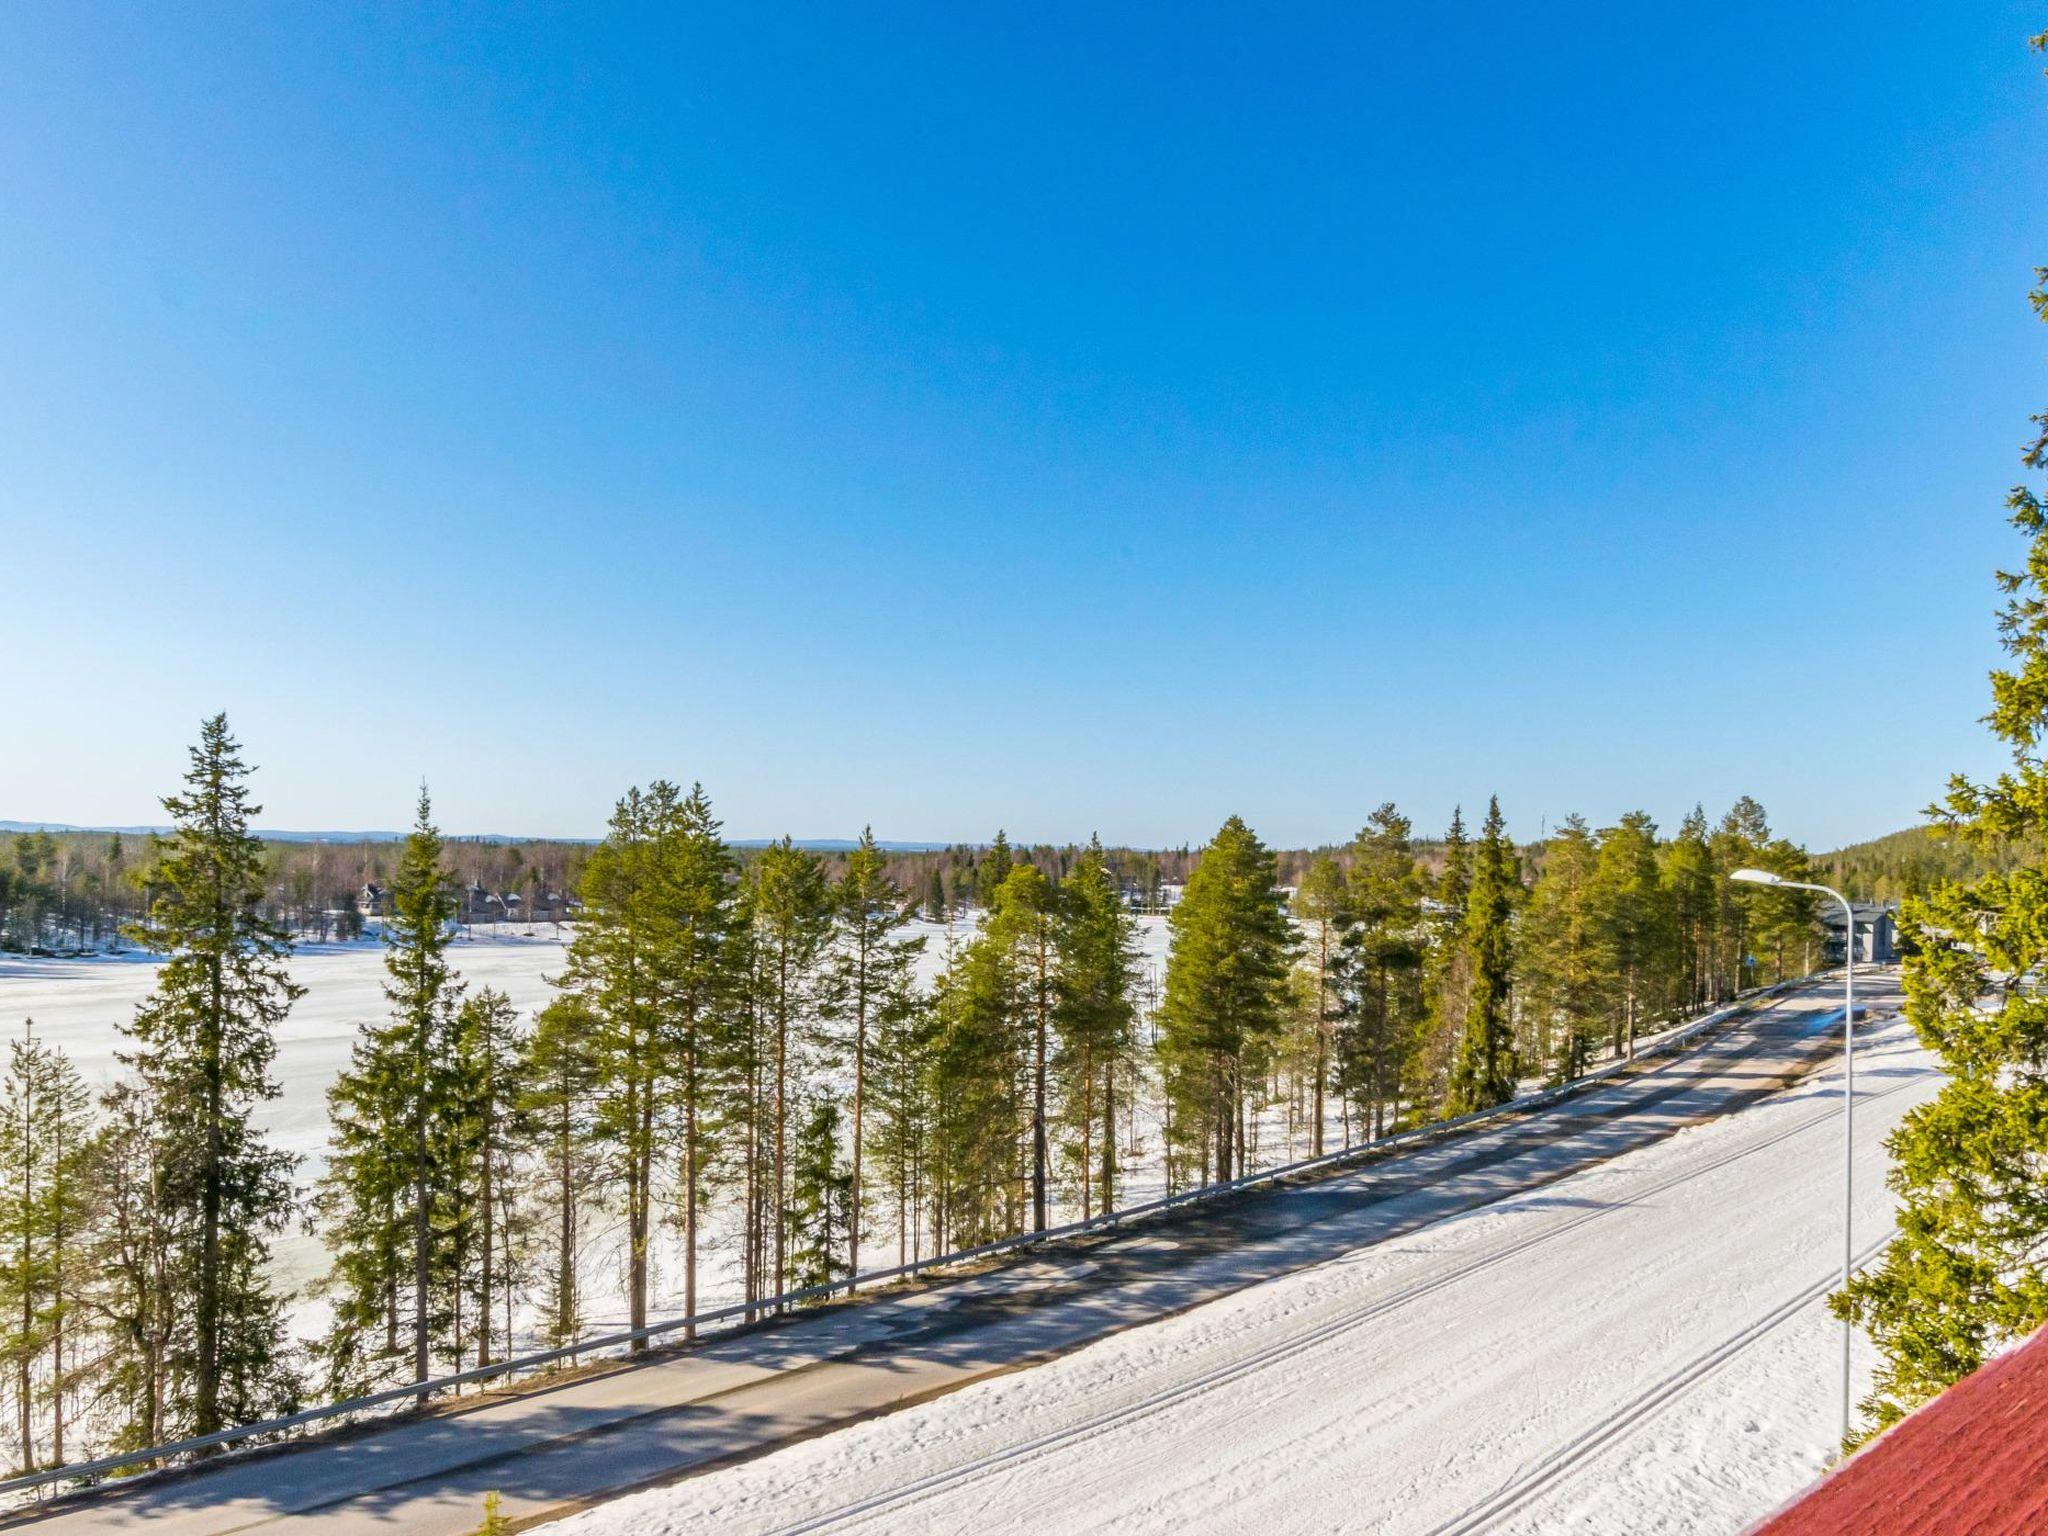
xmin=380 ymin=789 xmax=463 ymax=1392
xmin=1446 ymin=797 xmax=1519 ymax=1115
xmin=1833 ymin=238 xmax=2048 ymax=1436
xmin=975 ymin=831 xmax=1013 ymax=909
xmin=122 ymin=714 xmax=301 ymax=1437
xmin=786 ymin=1100 xmax=853 ymax=1293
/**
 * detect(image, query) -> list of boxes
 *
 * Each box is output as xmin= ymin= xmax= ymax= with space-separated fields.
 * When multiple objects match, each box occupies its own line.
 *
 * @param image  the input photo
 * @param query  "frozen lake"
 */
xmin=0 ymin=916 xmax=1176 ymax=1307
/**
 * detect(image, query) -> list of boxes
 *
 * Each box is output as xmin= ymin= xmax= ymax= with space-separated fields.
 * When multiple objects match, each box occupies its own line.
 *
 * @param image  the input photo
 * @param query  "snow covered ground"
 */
xmin=0 ymin=918 xmax=1180 ymax=1320
xmin=534 ymin=1009 xmax=1939 ymax=1536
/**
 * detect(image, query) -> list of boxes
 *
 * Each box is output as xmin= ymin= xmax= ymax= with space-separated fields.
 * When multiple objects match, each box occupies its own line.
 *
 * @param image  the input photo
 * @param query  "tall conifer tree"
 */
xmin=823 ymin=829 xmax=923 ymax=1278
xmin=1446 ymin=798 xmax=1519 ymax=1115
xmin=1834 ymin=228 xmax=2048 ymax=1436
xmin=123 ymin=714 xmax=301 ymax=1436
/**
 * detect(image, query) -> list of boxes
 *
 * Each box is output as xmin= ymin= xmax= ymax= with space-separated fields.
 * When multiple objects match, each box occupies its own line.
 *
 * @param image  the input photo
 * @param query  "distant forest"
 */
xmin=1816 ymin=823 xmax=2043 ymax=901
xmin=0 ymin=824 xmax=1434 ymax=956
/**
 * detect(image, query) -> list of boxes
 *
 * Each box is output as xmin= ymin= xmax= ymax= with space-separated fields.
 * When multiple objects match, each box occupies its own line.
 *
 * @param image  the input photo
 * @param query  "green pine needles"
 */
xmin=1832 ymin=250 xmax=2048 ymax=1441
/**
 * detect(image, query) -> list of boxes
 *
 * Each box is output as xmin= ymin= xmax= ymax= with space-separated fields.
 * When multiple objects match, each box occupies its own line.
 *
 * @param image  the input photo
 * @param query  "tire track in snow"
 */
xmin=1421 ymin=1230 xmax=1899 ymax=1536
xmin=752 ymin=1065 xmax=1927 ymax=1536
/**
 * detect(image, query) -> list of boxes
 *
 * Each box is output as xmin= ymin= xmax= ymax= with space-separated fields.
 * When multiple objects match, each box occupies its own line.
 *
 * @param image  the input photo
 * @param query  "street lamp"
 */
xmin=1731 ymin=867 xmax=1857 ymax=1449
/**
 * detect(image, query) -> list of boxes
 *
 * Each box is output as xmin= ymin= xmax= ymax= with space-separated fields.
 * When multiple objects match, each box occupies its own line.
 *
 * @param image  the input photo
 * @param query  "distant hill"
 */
xmin=1818 ymin=823 xmax=2042 ymax=901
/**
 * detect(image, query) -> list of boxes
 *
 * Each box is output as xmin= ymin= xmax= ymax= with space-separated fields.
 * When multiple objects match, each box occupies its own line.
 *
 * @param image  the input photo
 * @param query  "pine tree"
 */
xmin=1446 ymin=798 xmax=1519 ymax=1115
xmin=823 ymin=829 xmax=924 ymax=1279
xmin=1346 ymin=805 xmax=1426 ymax=1137
xmin=748 ymin=838 xmax=830 ymax=1303
xmin=562 ymin=783 xmax=737 ymax=1342
xmin=0 ymin=1022 xmax=92 ymax=1472
xmin=990 ymin=864 xmax=1058 ymax=1231
xmin=122 ymin=713 xmax=301 ymax=1437
xmin=1054 ymin=838 xmax=1142 ymax=1218
xmin=1590 ymin=811 xmax=1674 ymax=1061
xmin=923 ymin=867 xmax=947 ymax=924
xmin=648 ymin=786 xmax=737 ymax=1334
xmin=1519 ymin=815 xmax=1603 ymax=1081
xmin=516 ymin=995 xmax=599 ymax=1349
xmin=1290 ymin=855 xmax=1350 ymax=1155
xmin=928 ymin=926 xmax=1023 ymax=1245
xmin=1833 ymin=238 xmax=2048 ymax=1437
xmin=449 ymin=988 xmax=521 ymax=1367
xmin=85 ymin=1082 xmax=177 ymax=1453
xmin=1156 ymin=817 xmax=1297 ymax=1185
xmin=1661 ymin=806 xmax=1718 ymax=1015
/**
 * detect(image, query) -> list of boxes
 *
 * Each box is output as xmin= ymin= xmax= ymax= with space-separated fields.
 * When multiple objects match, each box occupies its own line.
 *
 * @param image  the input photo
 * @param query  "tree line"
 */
xmin=0 ymin=715 xmax=1829 ymax=1478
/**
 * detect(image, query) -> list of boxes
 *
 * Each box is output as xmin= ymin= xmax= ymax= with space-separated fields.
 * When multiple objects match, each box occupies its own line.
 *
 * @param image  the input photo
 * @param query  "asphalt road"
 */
xmin=10 ymin=975 xmax=1888 ymax=1536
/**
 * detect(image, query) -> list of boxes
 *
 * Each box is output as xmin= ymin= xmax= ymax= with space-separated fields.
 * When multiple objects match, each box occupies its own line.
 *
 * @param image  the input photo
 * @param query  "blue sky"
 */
xmin=1 ymin=3 xmax=2043 ymax=849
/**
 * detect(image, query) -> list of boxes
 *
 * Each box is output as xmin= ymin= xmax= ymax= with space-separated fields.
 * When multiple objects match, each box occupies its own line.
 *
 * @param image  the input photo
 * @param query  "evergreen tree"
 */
xmin=516 ymin=995 xmax=600 ymax=1350
xmin=562 ymin=782 xmax=737 ymax=1341
xmin=122 ymin=714 xmax=301 ymax=1436
xmin=1590 ymin=811 xmax=1674 ymax=1060
xmin=1833 ymin=241 xmax=2048 ymax=1437
xmin=1519 ymin=815 xmax=1603 ymax=1081
xmin=1156 ymin=817 xmax=1297 ymax=1185
xmin=1446 ymin=798 xmax=1519 ymax=1115
xmin=747 ymin=838 xmax=830 ymax=1302
xmin=822 ymin=829 xmax=923 ymax=1278
xmin=786 ymin=1100 xmax=853 ymax=1293
xmin=1054 ymin=838 xmax=1142 ymax=1217
xmin=1419 ymin=806 xmax=1474 ymax=1107
xmin=649 ymin=786 xmax=737 ymax=1332
xmin=975 ymin=831 xmax=1014 ymax=910
xmin=1290 ymin=855 xmax=1350 ymax=1155
xmin=991 ymin=864 xmax=1058 ymax=1231
xmin=0 ymin=1022 xmax=92 ymax=1471
xmin=84 ymin=1082 xmax=177 ymax=1453
xmin=329 ymin=787 xmax=464 ymax=1396
xmin=1345 ymin=805 xmax=1426 ymax=1138
xmin=449 ymin=988 xmax=521 ymax=1366
xmin=928 ymin=926 xmax=1023 ymax=1245
xmin=1661 ymin=806 xmax=1719 ymax=1015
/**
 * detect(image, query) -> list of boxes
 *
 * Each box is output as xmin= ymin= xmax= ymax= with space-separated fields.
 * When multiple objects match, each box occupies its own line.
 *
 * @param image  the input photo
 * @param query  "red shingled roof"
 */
xmin=1747 ymin=1325 xmax=2048 ymax=1536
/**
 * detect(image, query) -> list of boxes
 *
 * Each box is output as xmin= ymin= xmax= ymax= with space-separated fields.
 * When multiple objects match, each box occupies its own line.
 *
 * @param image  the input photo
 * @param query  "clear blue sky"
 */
xmin=2 ymin=4 xmax=2043 ymax=849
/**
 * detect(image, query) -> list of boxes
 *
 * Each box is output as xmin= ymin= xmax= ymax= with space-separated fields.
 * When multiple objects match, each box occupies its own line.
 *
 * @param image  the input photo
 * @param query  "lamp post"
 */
xmin=1731 ymin=867 xmax=1856 ymax=1448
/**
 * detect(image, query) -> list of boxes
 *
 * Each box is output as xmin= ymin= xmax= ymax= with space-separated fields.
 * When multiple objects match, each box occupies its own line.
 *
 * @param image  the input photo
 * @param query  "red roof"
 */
xmin=1747 ymin=1325 xmax=2048 ymax=1536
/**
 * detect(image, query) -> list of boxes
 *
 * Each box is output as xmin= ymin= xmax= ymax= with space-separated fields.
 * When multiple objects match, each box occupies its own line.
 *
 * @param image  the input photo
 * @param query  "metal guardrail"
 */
xmin=3 ymin=974 xmax=1831 ymax=1501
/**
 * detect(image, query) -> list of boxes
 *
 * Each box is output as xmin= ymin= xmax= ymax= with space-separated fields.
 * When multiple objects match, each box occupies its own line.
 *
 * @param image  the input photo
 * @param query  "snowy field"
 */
xmin=534 ymin=1011 xmax=1939 ymax=1536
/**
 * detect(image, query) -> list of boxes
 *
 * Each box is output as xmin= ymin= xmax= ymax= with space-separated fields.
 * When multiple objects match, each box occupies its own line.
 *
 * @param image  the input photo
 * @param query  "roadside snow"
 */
xmin=535 ymin=1013 xmax=1939 ymax=1536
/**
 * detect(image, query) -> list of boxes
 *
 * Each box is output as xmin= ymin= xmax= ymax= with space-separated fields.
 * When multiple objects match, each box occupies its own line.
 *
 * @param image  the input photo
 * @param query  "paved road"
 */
xmin=11 ymin=976 xmax=1887 ymax=1536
